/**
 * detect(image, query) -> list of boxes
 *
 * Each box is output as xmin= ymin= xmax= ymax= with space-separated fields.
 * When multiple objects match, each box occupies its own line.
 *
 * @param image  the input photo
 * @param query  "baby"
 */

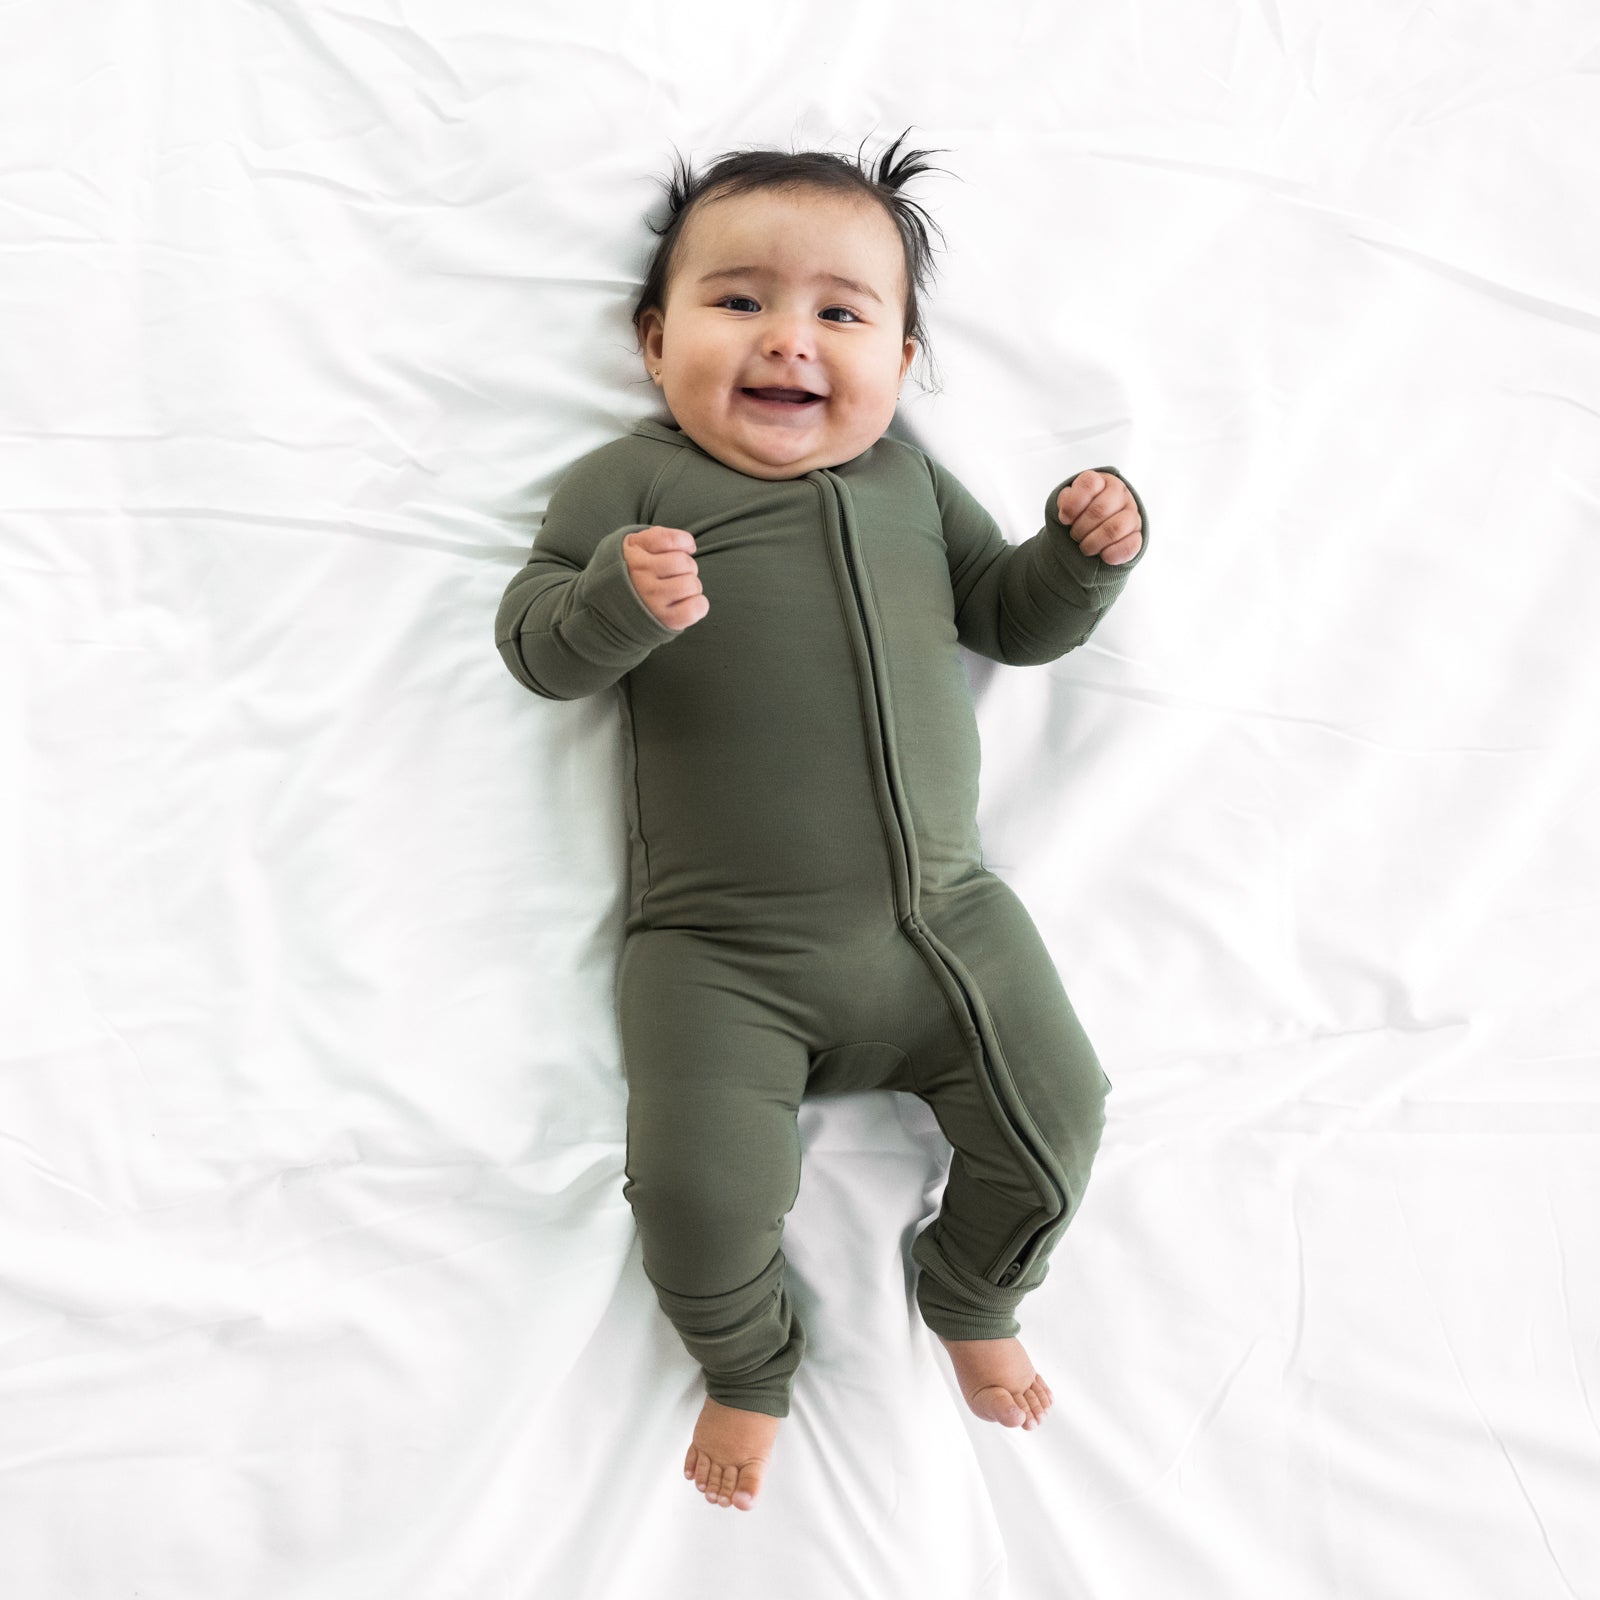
xmin=495 ymin=136 xmax=1148 ymax=1512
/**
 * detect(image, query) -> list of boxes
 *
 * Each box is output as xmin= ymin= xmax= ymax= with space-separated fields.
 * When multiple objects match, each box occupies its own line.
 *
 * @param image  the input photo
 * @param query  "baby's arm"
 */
xmin=932 ymin=457 xmax=1150 ymax=666
xmin=494 ymin=441 xmax=688 ymax=700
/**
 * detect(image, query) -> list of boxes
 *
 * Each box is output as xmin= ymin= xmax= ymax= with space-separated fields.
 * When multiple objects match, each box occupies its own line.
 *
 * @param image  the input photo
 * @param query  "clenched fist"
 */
xmin=623 ymin=525 xmax=709 ymax=632
xmin=1056 ymin=471 xmax=1143 ymax=566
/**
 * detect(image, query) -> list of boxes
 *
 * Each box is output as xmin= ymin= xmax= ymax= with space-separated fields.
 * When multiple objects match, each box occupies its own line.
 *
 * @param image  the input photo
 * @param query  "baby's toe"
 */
xmin=732 ymin=1460 xmax=766 ymax=1511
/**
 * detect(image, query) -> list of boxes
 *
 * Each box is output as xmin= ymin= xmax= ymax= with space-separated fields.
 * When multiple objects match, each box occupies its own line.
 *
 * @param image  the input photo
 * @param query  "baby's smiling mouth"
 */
xmin=741 ymin=387 xmax=824 ymax=405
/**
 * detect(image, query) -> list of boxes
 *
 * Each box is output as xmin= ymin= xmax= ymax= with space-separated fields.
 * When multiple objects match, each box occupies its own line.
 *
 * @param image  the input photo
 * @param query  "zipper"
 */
xmin=818 ymin=471 xmax=1066 ymax=1288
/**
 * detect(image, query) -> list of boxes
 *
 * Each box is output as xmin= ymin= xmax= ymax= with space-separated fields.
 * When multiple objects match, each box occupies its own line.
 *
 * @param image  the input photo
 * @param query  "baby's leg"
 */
xmin=616 ymin=929 xmax=812 ymax=1510
xmin=907 ymin=877 xmax=1110 ymax=1425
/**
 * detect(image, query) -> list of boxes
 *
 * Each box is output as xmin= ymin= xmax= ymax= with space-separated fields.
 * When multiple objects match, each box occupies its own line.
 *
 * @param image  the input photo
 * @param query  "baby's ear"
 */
xmin=639 ymin=309 xmax=666 ymax=370
xmin=900 ymin=338 xmax=917 ymax=382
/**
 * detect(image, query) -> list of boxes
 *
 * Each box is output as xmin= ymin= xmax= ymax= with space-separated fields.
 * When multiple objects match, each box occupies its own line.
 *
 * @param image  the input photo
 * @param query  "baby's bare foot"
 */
xmin=682 ymin=1397 xmax=782 ymax=1511
xmin=938 ymin=1335 xmax=1053 ymax=1430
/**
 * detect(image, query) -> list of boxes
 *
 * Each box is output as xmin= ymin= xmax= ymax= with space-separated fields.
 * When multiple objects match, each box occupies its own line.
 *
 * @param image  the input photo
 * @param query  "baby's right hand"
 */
xmin=623 ymin=526 xmax=709 ymax=632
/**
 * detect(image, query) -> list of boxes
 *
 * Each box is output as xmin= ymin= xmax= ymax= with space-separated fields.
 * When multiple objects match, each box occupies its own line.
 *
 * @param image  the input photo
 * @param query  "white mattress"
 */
xmin=4 ymin=2 xmax=1598 ymax=1596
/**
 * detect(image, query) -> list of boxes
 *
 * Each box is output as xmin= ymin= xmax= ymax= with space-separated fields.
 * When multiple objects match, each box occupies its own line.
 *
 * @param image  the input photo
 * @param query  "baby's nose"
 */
xmin=763 ymin=314 xmax=815 ymax=360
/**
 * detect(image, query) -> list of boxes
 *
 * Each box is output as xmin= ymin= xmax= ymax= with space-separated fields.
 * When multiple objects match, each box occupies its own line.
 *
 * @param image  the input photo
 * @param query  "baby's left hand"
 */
xmin=1057 ymin=470 xmax=1143 ymax=565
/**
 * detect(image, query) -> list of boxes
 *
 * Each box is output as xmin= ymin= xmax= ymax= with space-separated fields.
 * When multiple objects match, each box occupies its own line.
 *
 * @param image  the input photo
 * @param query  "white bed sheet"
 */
xmin=4 ymin=2 xmax=1599 ymax=1597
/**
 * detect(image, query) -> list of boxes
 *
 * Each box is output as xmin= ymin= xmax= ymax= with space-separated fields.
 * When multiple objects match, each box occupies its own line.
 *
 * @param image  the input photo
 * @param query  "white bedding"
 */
xmin=4 ymin=2 xmax=1598 ymax=1596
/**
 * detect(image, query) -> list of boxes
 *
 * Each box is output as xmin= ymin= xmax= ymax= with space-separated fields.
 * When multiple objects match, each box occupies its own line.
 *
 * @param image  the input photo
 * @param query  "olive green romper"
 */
xmin=495 ymin=418 xmax=1149 ymax=1418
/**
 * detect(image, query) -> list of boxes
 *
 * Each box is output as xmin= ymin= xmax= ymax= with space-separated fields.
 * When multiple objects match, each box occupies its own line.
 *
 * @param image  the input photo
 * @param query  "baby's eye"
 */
xmin=818 ymin=306 xmax=860 ymax=324
xmin=717 ymin=295 xmax=760 ymax=313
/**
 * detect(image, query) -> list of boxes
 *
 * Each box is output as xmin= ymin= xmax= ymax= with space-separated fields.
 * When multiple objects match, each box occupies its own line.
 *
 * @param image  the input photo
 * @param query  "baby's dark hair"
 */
xmin=632 ymin=131 xmax=948 ymax=350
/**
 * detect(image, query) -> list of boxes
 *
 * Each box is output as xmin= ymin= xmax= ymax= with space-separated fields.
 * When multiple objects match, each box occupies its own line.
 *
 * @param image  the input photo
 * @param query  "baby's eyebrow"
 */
xmin=697 ymin=267 xmax=883 ymax=305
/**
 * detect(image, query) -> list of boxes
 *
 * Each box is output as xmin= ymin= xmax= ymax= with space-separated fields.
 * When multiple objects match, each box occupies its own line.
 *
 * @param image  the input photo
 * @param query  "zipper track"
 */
xmin=820 ymin=472 xmax=1066 ymax=1286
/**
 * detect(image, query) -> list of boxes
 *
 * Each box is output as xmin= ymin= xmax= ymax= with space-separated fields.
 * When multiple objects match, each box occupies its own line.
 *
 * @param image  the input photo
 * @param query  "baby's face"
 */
xmin=638 ymin=186 xmax=916 ymax=479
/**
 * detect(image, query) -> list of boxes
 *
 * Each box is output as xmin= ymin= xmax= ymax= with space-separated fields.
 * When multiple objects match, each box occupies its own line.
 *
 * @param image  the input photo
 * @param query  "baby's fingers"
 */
xmin=644 ymin=551 xmax=700 ymax=579
xmin=622 ymin=523 xmax=708 ymax=631
xmin=1096 ymin=528 xmax=1144 ymax=566
xmin=648 ymin=569 xmax=709 ymax=631
xmin=1073 ymin=505 xmax=1143 ymax=560
xmin=626 ymin=525 xmax=697 ymax=557
xmin=624 ymin=526 xmax=699 ymax=585
xmin=1055 ymin=471 xmax=1107 ymax=528
xmin=663 ymin=589 xmax=710 ymax=630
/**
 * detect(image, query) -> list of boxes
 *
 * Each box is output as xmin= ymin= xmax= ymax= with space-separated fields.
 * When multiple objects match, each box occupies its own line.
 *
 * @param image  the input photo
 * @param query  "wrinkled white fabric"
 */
xmin=2 ymin=2 xmax=1597 ymax=1597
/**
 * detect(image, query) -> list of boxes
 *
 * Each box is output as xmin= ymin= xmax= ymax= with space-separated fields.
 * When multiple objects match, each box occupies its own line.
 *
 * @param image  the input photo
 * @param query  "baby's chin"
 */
xmin=673 ymin=420 xmax=886 ymax=480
